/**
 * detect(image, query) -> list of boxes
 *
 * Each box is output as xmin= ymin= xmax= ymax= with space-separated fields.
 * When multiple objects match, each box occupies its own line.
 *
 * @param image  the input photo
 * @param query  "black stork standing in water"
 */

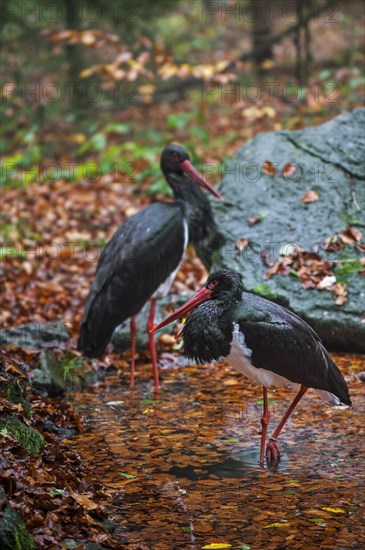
xmin=77 ymin=144 xmax=222 ymax=389
xmin=151 ymin=269 xmax=351 ymax=464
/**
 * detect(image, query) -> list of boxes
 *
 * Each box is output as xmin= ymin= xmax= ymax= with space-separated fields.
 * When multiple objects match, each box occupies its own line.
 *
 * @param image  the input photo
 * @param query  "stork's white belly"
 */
xmin=225 ymin=323 xmax=340 ymax=405
xmin=226 ymin=328 xmax=298 ymax=390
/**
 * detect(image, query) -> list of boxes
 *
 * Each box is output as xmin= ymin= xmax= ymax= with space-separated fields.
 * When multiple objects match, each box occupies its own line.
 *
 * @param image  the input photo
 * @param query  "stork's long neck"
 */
xmin=167 ymin=173 xmax=217 ymax=245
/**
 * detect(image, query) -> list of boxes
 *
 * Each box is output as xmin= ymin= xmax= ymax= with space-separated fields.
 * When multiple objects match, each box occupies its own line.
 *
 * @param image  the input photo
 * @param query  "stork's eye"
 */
xmin=207 ymin=279 xmax=219 ymax=290
xmin=171 ymin=151 xmax=180 ymax=160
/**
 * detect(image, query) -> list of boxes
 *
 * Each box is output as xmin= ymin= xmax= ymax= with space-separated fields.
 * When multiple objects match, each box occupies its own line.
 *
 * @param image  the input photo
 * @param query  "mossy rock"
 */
xmin=3 ymin=380 xmax=31 ymax=417
xmin=201 ymin=108 xmax=365 ymax=351
xmin=0 ymin=416 xmax=45 ymax=456
xmin=0 ymin=488 xmax=35 ymax=550
xmin=32 ymin=349 xmax=66 ymax=396
xmin=0 ymin=321 xmax=69 ymax=349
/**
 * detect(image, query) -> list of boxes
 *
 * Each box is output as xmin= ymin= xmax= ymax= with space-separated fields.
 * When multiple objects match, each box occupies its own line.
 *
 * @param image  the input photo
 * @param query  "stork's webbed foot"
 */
xmin=266 ymin=437 xmax=281 ymax=466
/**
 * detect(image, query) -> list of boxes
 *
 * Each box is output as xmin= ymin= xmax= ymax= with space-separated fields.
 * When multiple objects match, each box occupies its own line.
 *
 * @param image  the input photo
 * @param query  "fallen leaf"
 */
xmin=308 ymin=518 xmax=326 ymax=524
xmin=282 ymin=163 xmax=296 ymax=177
xmin=301 ymin=190 xmax=320 ymax=203
xmin=262 ymin=106 xmax=276 ymax=118
xmin=223 ymin=378 xmax=238 ymax=386
xmin=70 ymin=492 xmax=98 ymax=510
xmin=247 ymin=216 xmax=260 ymax=225
xmin=80 ymin=32 xmax=97 ymax=46
xmin=262 ymin=161 xmax=277 ymax=176
xmin=322 ymin=507 xmax=346 ymax=514
xmin=201 ymin=545 xmax=232 ymax=549
xmin=159 ymin=334 xmax=177 ymax=345
xmin=317 ymin=275 xmax=336 ymax=289
xmin=339 ymin=226 xmax=363 ymax=244
xmin=334 ymin=283 xmax=348 ymax=305
xmin=235 ymin=238 xmax=249 ymax=254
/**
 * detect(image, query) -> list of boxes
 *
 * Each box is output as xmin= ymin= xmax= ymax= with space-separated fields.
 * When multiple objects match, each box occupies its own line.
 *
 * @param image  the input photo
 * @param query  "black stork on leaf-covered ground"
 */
xmin=77 ymin=144 xmax=222 ymax=389
xmin=151 ymin=269 xmax=352 ymax=464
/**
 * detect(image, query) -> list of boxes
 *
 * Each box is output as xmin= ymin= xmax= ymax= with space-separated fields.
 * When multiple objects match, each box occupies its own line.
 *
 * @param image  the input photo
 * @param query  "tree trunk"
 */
xmin=252 ymin=0 xmax=272 ymax=71
xmin=64 ymin=0 xmax=87 ymax=113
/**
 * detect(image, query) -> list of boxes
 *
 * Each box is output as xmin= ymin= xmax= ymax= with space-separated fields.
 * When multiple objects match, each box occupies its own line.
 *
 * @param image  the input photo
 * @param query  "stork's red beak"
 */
xmin=180 ymin=159 xmax=223 ymax=201
xmin=150 ymin=287 xmax=212 ymax=333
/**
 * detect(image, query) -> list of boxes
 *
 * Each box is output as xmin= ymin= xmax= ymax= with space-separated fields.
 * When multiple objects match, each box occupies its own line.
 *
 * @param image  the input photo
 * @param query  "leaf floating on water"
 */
xmin=264 ymin=522 xmax=290 ymax=528
xmin=256 ymin=397 xmax=277 ymax=405
xmin=301 ymin=190 xmax=320 ymax=203
xmin=142 ymin=408 xmax=155 ymax=414
xmin=308 ymin=518 xmax=326 ymax=524
xmin=222 ymin=378 xmax=238 ymax=386
xmin=139 ymin=399 xmax=156 ymax=405
xmin=201 ymin=544 xmax=232 ymax=549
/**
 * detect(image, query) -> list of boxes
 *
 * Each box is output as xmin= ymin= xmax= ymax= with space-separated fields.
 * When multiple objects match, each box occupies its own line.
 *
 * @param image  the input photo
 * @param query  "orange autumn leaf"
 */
xmin=235 ymin=238 xmax=249 ymax=254
xmin=262 ymin=161 xmax=277 ymax=176
xmin=282 ymin=163 xmax=296 ymax=177
xmin=334 ymin=283 xmax=348 ymax=305
xmin=70 ymin=491 xmax=98 ymax=510
xmin=339 ymin=226 xmax=363 ymax=244
xmin=301 ymin=190 xmax=320 ymax=204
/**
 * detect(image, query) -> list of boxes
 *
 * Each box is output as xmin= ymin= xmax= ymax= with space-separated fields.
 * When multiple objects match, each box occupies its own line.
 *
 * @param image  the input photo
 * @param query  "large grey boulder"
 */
xmin=201 ymin=108 xmax=365 ymax=351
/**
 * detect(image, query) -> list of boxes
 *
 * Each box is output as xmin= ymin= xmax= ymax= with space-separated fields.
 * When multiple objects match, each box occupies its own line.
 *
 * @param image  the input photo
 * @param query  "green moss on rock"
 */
xmin=0 ymin=488 xmax=35 ymax=550
xmin=0 ymin=416 xmax=45 ymax=456
xmin=4 ymin=381 xmax=31 ymax=416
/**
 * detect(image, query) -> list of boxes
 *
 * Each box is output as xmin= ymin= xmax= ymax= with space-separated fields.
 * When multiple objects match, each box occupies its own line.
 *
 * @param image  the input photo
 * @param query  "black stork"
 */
xmin=77 ymin=144 xmax=222 ymax=389
xmin=151 ymin=269 xmax=351 ymax=464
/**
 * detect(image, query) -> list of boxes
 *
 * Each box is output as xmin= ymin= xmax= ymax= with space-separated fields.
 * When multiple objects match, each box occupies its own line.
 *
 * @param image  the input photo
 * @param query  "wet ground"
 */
xmin=67 ymin=353 xmax=365 ymax=549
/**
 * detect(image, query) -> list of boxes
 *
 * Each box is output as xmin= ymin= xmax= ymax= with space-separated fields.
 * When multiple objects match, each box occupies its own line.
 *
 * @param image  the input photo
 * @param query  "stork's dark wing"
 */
xmin=237 ymin=293 xmax=351 ymax=405
xmin=78 ymin=202 xmax=186 ymax=357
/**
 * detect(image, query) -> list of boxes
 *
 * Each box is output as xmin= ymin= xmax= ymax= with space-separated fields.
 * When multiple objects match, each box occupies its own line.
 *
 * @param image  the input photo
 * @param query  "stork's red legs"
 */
xmin=147 ymin=298 xmax=160 ymax=389
xmin=266 ymin=384 xmax=308 ymax=463
xmin=129 ymin=299 xmax=160 ymax=389
xmin=130 ymin=317 xmax=138 ymax=389
xmin=259 ymin=386 xmax=269 ymax=464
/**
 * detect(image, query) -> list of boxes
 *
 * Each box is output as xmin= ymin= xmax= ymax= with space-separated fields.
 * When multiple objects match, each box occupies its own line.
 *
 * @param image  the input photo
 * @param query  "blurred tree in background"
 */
xmin=1 ymin=0 xmax=364 ymax=190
